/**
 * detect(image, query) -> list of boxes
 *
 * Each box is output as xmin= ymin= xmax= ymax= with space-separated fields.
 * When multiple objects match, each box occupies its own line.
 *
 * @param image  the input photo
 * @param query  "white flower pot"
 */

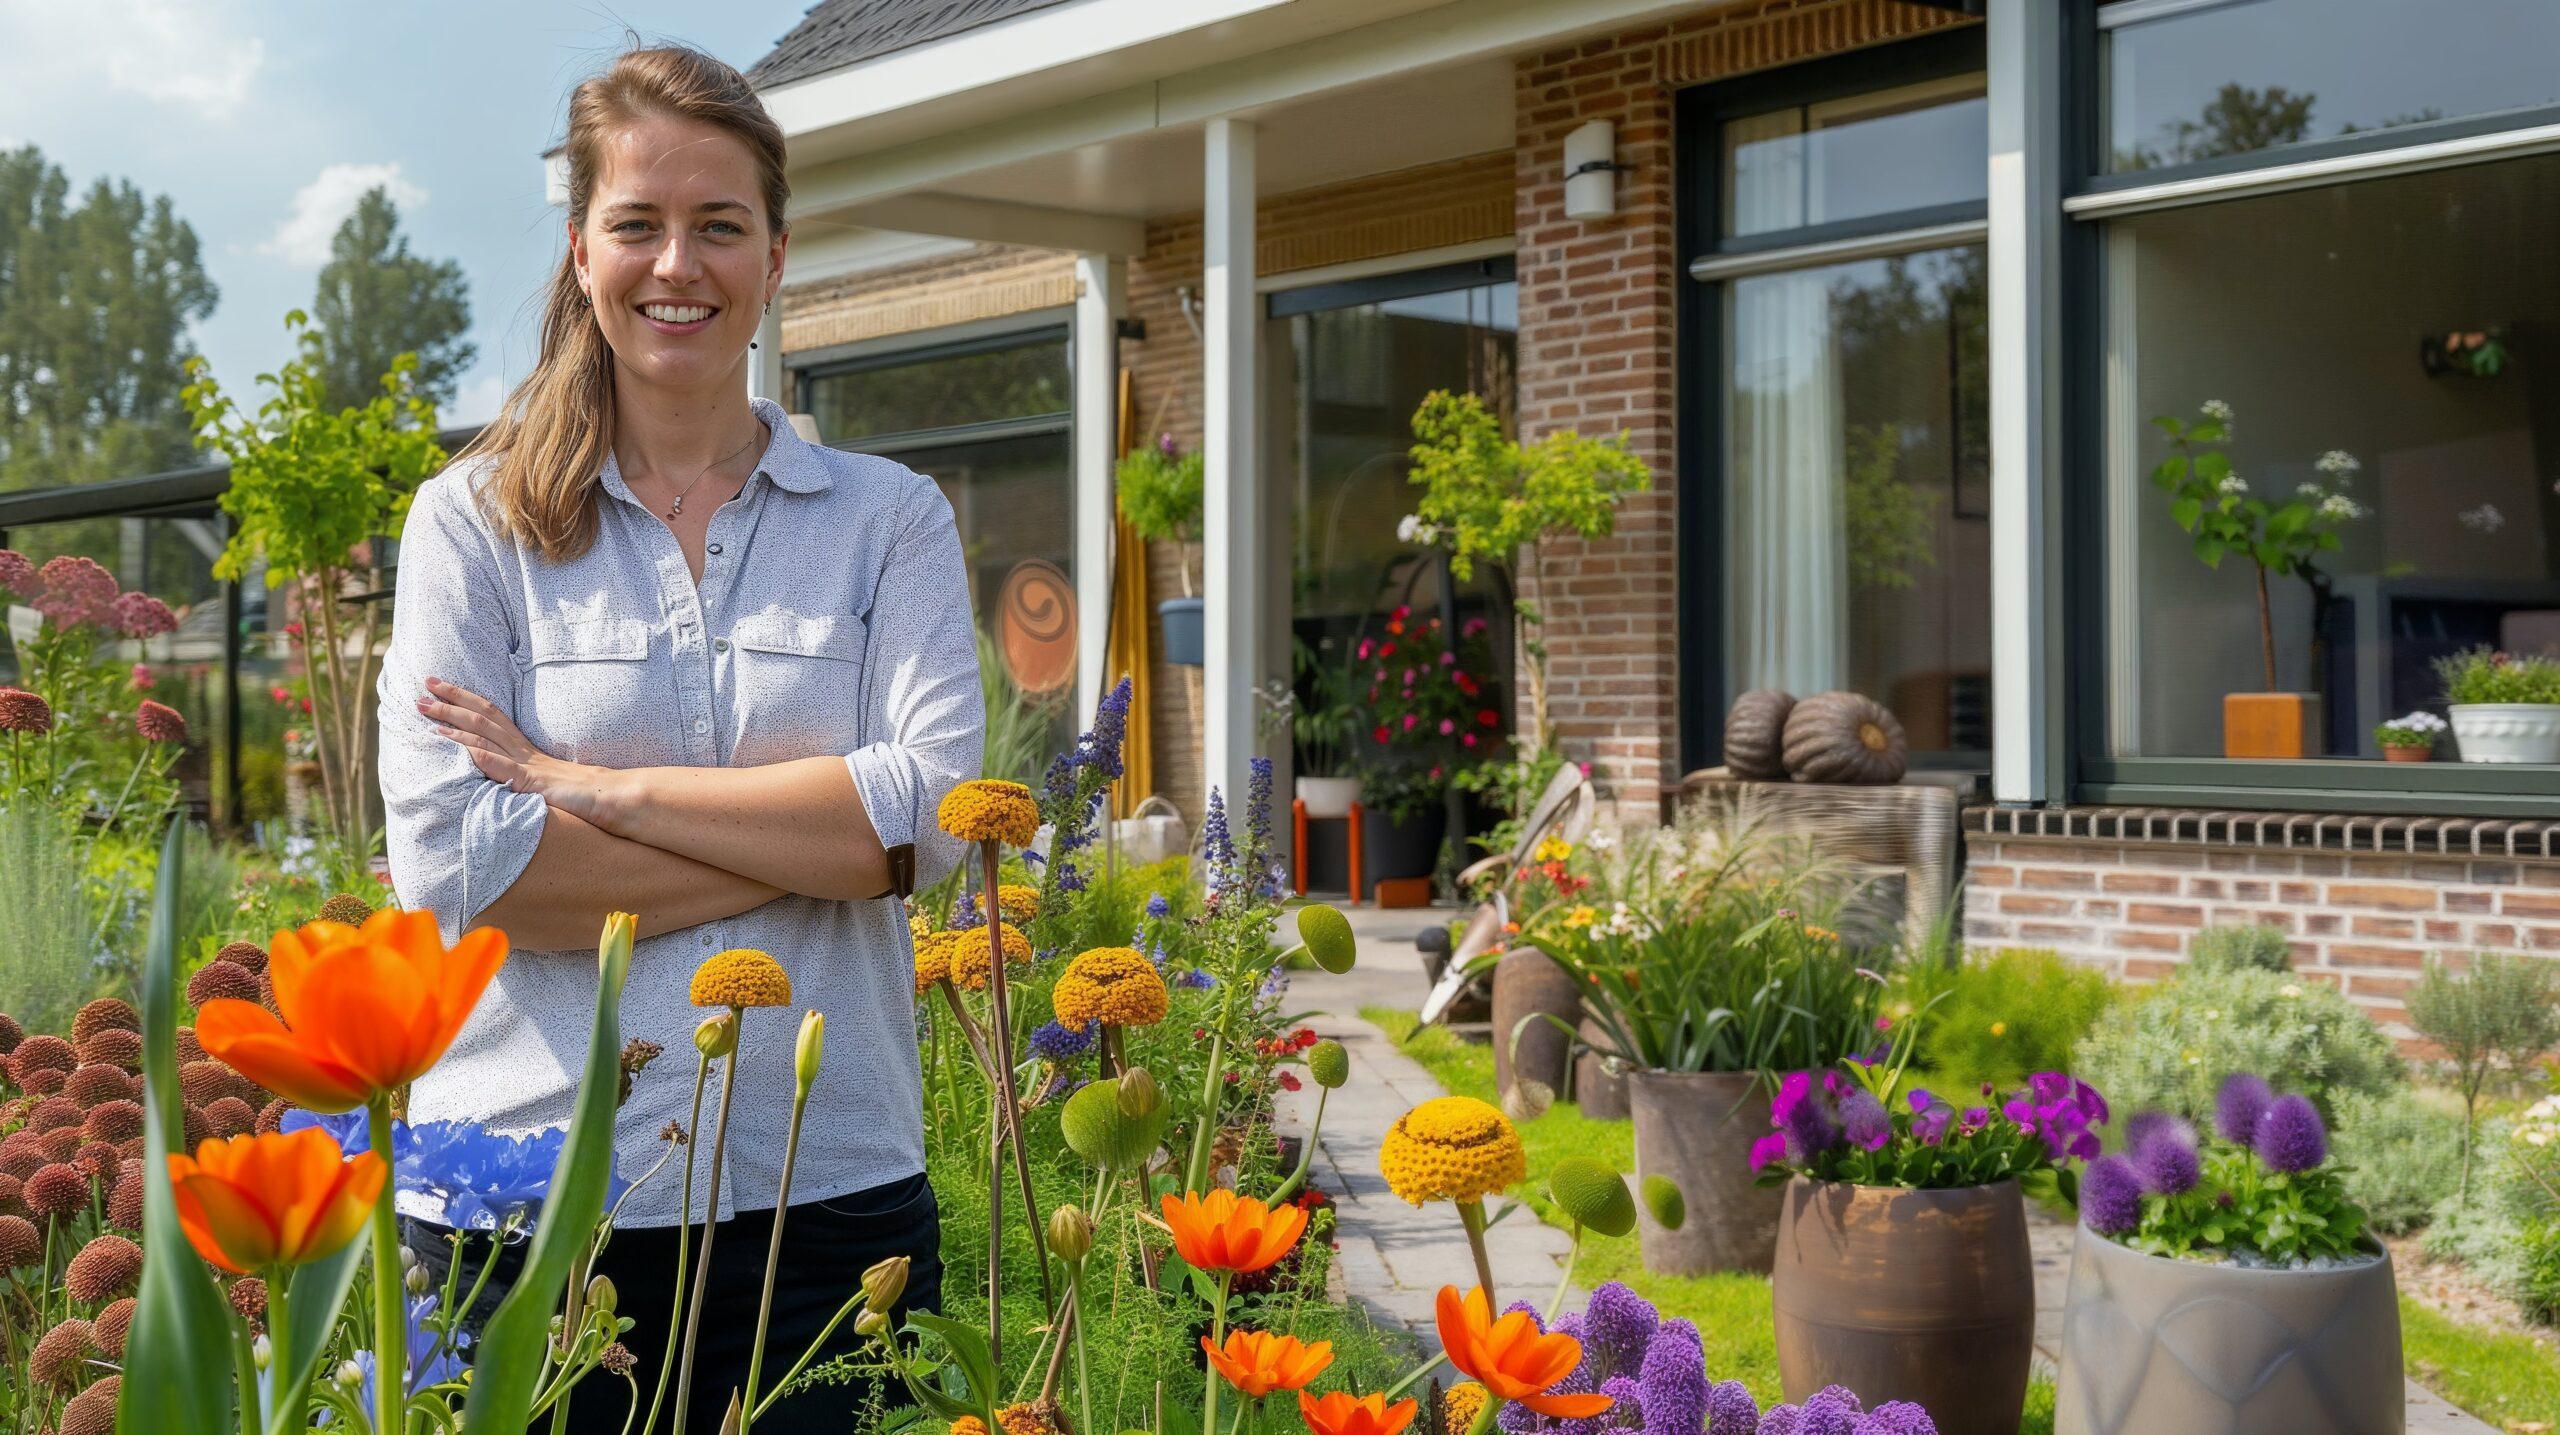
xmin=2448 ymin=703 xmax=2560 ymax=764
xmin=1294 ymin=775 xmax=1362 ymax=819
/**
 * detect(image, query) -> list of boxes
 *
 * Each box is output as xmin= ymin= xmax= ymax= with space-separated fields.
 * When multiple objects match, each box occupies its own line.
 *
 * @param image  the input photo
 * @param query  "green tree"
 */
xmin=310 ymin=186 xmax=474 ymax=412
xmin=2117 ymin=84 xmax=2317 ymax=171
xmin=0 ymin=145 xmax=217 ymax=491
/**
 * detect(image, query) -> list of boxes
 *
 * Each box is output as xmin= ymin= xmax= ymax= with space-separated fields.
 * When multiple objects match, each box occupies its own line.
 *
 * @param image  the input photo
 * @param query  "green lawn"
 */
xmin=1362 ymin=1007 xmax=2560 ymax=1435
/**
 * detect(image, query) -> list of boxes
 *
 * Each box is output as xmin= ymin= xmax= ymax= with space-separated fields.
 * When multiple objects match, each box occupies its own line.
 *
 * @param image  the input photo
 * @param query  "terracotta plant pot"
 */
xmin=1771 ymin=1178 xmax=2034 ymax=1435
xmin=1627 ymin=1069 xmax=1778 ymax=1275
xmin=2381 ymin=745 xmax=2431 ymax=763
xmin=2223 ymin=692 xmax=2322 ymax=758
xmin=1489 ymin=949 xmax=1578 ymax=1100
xmin=1572 ymin=1016 xmax=1628 ymax=1119
xmin=2056 ymin=1230 xmax=2402 ymax=1435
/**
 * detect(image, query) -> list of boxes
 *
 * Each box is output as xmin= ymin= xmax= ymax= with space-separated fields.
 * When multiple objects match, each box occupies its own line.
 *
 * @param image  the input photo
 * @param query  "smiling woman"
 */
xmin=376 ymin=43 xmax=982 ymax=1435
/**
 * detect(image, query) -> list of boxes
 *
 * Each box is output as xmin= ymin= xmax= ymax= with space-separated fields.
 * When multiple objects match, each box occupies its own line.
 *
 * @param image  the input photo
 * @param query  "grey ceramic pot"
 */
xmin=2056 ymin=1228 xmax=2403 ymax=1435
xmin=1573 ymin=1016 xmax=1628 ymax=1119
xmin=1628 ymin=1069 xmax=1778 ymax=1274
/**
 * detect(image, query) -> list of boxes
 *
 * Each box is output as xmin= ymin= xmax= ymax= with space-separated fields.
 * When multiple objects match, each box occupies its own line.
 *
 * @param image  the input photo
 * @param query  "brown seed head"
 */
xmin=65 ymin=1234 xmax=142 ymax=1303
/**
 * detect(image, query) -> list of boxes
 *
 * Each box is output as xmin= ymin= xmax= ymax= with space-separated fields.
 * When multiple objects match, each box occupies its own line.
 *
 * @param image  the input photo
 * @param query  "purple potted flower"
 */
xmin=2056 ymin=1074 xmax=2401 ymax=1435
xmin=1749 ymin=1027 xmax=2104 ymax=1435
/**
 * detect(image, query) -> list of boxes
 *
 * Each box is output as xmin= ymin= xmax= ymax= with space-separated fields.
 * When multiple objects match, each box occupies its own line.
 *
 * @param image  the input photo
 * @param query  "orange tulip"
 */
xmin=1298 ymin=1391 xmax=1417 ymax=1435
xmin=1434 ymin=1286 xmax=1611 ymax=1419
xmin=195 ymin=910 xmax=506 ymax=1112
xmin=1160 ymin=1189 xmax=1307 ymax=1275
xmin=167 ymin=1128 xmax=387 ymax=1275
xmin=1201 ymin=1329 xmax=1333 ymax=1398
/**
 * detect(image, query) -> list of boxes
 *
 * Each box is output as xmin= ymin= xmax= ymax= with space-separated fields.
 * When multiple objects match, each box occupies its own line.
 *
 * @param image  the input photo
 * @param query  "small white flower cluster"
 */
xmin=2514 ymin=1094 xmax=2560 ymax=1149
xmin=2459 ymin=503 xmax=2505 ymax=533
xmin=2315 ymin=449 xmax=2361 ymax=479
xmin=2382 ymin=711 xmax=2448 ymax=736
xmin=1596 ymin=903 xmax=1642 ymax=938
xmin=1396 ymin=513 xmax=1443 ymax=544
xmin=2218 ymin=474 xmax=2249 ymax=496
xmin=2318 ymin=494 xmax=2366 ymax=521
xmin=2201 ymin=398 xmax=2234 ymax=426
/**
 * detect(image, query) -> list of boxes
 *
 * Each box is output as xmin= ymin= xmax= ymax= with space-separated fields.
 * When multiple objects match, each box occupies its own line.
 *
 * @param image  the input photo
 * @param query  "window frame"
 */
xmin=2066 ymin=0 xmax=2560 ymax=815
xmin=1675 ymin=25 xmax=1993 ymax=775
xmin=790 ymin=321 xmax=1072 ymax=453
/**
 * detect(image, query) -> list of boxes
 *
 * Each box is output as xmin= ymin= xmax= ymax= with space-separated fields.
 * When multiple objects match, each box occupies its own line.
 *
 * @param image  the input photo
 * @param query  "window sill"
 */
xmin=1971 ymin=799 xmax=2560 ymax=859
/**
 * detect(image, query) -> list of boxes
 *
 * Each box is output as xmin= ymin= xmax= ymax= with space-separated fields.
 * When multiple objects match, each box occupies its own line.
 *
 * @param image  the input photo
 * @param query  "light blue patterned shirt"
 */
xmin=376 ymin=396 xmax=982 ymax=1227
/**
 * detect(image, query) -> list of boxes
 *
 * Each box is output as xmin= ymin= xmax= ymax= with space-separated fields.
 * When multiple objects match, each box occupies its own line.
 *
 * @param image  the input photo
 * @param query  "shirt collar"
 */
xmin=597 ymin=396 xmax=833 ymax=506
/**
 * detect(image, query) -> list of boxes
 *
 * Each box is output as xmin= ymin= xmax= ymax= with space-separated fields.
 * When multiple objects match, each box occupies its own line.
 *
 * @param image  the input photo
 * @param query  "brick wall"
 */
xmin=1965 ymin=836 xmax=2560 ymax=1036
xmin=780 ymin=243 xmax=1075 ymax=354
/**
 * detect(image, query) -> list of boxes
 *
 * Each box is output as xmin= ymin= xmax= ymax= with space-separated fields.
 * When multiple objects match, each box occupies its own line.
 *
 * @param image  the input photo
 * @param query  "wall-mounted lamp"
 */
xmin=1564 ymin=119 xmax=1631 ymax=220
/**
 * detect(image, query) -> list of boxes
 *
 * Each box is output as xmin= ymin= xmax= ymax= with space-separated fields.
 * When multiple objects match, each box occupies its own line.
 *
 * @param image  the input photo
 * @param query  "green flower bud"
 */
xmin=1547 ymin=1158 xmax=1637 ymax=1238
xmin=334 ymin=1360 xmax=363 ymax=1388
xmin=252 ymin=1334 xmax=271 ymax=1370
xmin=861 ymin=1254 xmax=910 ymax=1313
xmin=1297 ymin=903 xmax=1358 ymax=974
xmin=1641 ymin=1173 xmax=1687 ymax=1232
xmin=1306 ymin=1040 xmax=1349 ymax=1089
xmin=1116 ymin=1065 xmax=1162 ymax=1118
xmin=1064 ymin=1074 xmax=1168 ymax=1170
xmin=795 ymin=1010 xmax=826 ymax=1097
xmin=405 ymin=1262 xmax=430 ymax=1295
xmin=695 ymin=1013 xmax=735 ymax=1059
xmin=587 ymin=1274 xmax=618 ymax=1314
xmin=854 ymin=1308 xmax=890 ymax=1338
xmin=1047 ymin=1204 xmax=1094 ymax=1265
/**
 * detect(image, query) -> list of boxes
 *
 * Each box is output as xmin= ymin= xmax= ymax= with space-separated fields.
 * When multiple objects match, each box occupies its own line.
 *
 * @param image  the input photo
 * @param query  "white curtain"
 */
xmin=1727 ymin=262 xmax=1848 ymax=698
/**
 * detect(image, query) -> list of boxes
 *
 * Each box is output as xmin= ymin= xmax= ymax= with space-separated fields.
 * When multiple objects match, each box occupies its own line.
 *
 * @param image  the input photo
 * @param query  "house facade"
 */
xmin=739 ymin=0 xmax=2560 ymax=1034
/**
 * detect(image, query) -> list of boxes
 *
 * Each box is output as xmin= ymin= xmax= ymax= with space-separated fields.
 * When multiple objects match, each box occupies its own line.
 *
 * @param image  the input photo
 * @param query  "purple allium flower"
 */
xmin=2122 ymin=1110 xmax=2188 ymax=1153
xmin=2216 ymin=1073 xmax=2273 ymax=1145
xmin=1705 ymin=1380 xmax=1759 ymax=1435
xmin=1582 ymin=1282 xmax=1659 ymax=1378
xmin=1838 ymin=1088 xmax=1891 ymax=1151
xmin=1799 ymin=1387 xmax=1865 ymax=1435
xmin=1759 ymin=1409 xmax=1803 ymax=1435
xmin=1774 ymin=1071 xmax=1841 ymax=1161
xmin=1633 ymin=1317 xmax=1704 ymax=1435
xmin=1859 ymin=1402 xmax=1937 ymax=1435
xmin=1599 ymin=1375 xmax=1644 ymax=1432
xmin=2080 ymin=1153 xmax=2144 ymax=1236
xmin=2253 ymin=1093 xmax=2328 ymax=1173
xmin=1028 ymin=1020 xmax=1094 ymax=1062
xmin=2131 ymin=1126 xmax=2200 ymax=1196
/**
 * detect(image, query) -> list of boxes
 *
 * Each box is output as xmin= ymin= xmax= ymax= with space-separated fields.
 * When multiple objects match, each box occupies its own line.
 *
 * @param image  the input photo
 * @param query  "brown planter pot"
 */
xmin=2223 ymin=692 xmax=2322 ymax=758
xmin=1771 ymin=1177 xmax=2034 ymax=1435
xmin=2382 ymin=745 xmax=2432 ymax=763
xmin=1489 ymin=949 xmax=1578 ymax=1100
xmin=1627 ymin=1069 xmax=1778 ymax=1275
xmin=2056 ymin=1230 xmax=2402 ymax=1435
xmin=1572 ymin=1016 xmax=1628 ymax=1119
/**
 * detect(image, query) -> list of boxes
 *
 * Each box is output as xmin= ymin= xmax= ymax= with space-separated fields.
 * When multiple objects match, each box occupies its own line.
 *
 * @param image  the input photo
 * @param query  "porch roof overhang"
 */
xmin=757 ymin=0 xmax=1745 ymax=255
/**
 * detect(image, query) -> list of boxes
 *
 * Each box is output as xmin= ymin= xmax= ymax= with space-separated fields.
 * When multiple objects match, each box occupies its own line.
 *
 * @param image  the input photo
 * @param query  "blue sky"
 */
xmin=0 ymin=0 xmax=813 ymax=434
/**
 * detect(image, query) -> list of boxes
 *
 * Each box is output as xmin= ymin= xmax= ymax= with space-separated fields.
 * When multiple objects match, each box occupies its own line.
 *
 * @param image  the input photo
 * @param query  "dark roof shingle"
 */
xmin=749 ymin=0 xmax=1078 ymax=88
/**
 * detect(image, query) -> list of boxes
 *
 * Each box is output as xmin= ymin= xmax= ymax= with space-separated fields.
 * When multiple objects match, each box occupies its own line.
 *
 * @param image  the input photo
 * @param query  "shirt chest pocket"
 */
xmin=514 ymin=616 xmax=658 ymax=766
xmin=727 ymin=609 xmax=868 ymax=759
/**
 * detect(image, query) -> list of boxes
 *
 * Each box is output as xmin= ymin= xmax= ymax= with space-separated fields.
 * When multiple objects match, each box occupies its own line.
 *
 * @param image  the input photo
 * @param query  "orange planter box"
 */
xmin=2223 ymin=692 xmax=2322 ymax=758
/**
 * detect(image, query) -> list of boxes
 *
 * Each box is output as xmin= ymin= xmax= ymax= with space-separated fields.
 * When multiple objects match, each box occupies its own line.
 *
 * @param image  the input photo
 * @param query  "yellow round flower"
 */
xmin=948 ymin=922 xmax=1033 ymax=991
xmin=950 ymin=1420 xmax=989 ymax=1435
xmin=1379 ymin=1096 xmax=1525 ymax=1206
xmin=690 ymin=948 xmax=792 ymax=1008
xmin=908 ymin=912 xmax=933 ymax=941
xmin=1442 ymin=1381 xmax=1487 ymax=1435
xmin=938 ymin=780 xmax=1040 ymax=846
xmin=995 ymin=1404 xmax=1052 ymax=1435
xmin=1562 ymin=906 xmax=1597 ymax=929
xmin=1989 ymin=1020 xmax=2007 ymax=1038
xmin=1051 ymin=947 xmax=1170 ymax=1031
xmin=996 ymin=883 xmax=1040 ymax=922
xmin=1532 ymin=836 xmax=1573 ymax=864
xmin=914 ymin=932 xmax=955 ymax=995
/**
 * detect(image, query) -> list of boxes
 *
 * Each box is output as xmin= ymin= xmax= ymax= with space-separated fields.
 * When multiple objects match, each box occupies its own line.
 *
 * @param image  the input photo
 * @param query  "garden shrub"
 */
xmin=2073 ymin=964 xmax=2402 ymax=1127
xmin=2426 ymin=1111 xmax=2559 ymax=1311
xmin=2330 ymin=1086 xmax=2463 ymax=1233
xmin=2409 ymin=952 xmax=2560 ymax=1203
xmin=1898 ymin=948 xmax=2119 ymax=1096
xmin=2188 ymin=922 xmax=2294 ymax=974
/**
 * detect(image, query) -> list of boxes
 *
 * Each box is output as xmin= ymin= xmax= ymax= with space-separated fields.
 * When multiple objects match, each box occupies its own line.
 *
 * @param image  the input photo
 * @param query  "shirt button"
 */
xmin=714 ymin=637 xmax=729 ymax=653
xmin=693 ymin=717 xmax=710 ymax=735
xmin=707 ymin=543 xmax=723 ymax=556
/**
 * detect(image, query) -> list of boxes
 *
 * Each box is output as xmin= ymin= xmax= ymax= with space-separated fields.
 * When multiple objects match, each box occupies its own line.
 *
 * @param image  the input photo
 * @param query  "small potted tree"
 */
xmin=2151 ymin=401 xmax=2364 ymax=759
xmin=1750 ymin=1036 xmax=2105 ymax=1435
xmin=2438 ymin=647 xmax=2560 ymax=763
xmin=2057 ymin=1075 xmax=2401 ymax=1435
xmin=1117 ymin=432 xmax=1205 ymax=666
xmin=2372 ymin=710 xmax=2446 ymax=762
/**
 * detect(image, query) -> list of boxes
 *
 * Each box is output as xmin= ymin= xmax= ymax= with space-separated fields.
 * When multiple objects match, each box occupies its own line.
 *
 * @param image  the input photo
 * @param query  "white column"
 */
xmin=1202 ymin=117 xmax=1262 ymax=815
xmin=1986 ymin=0 xmax=2067 ymax=806
xmin=1073 ymin=253 xmax=1124 ymax=726
xmin=750 ymin=303 xmax=787 ymax=406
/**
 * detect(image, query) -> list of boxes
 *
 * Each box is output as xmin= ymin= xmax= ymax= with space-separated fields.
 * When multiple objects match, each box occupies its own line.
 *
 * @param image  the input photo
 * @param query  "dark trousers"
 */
xmin=406 ymin=1171 xmax=942 ymax=1435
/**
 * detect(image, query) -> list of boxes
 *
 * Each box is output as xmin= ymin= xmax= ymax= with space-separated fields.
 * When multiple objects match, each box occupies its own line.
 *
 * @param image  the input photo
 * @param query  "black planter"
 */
xmin=1361 ymin=802 xmax=1446 ymax=883
xmin=1159 ymin=597 xmax=1204 ymax=666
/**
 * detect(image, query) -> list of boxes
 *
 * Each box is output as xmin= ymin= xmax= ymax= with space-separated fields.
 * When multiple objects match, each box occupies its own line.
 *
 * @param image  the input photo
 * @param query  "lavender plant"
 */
xmin=2081 ymin=1073 xmax=2372 ymax=1265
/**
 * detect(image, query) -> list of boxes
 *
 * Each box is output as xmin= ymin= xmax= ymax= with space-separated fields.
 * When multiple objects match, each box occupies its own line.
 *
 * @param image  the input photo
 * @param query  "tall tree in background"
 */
xmin=310 ymin=187 xmax=473 ymax=412
xmin=0 ymin=145 xmax=218 ymax=492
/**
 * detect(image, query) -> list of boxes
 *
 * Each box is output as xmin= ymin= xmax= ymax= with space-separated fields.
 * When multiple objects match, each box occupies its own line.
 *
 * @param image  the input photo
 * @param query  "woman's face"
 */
xmin=571 ymin=111 xmax=786 ymax=395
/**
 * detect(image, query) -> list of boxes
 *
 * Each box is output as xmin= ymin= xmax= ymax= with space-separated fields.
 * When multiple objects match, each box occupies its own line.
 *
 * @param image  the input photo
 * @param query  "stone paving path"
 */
xmin=1281 ymin=904 xmax=2494 ymax=1431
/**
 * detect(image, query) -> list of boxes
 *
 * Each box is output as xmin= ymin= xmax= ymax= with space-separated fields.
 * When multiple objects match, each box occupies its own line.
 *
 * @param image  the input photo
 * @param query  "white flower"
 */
xmin=2279 ymin=984 xmax=2302 ymax=998
xmin=2392 ymin=711 xmax=2448 ymax=734
xmin=2201 ymin=399 xmax=2234 ymax=424
xmin=2297 ymin=482 xmax=2324 ymax=498
xmin=2319 ymin=495 xmax=2366 ymax=521
xmin=1396 ymin=514 xmax=1424 ymax=543
xmin=2316 ymin=449 xmax=2361 ymax=479
xmin=2459 ymin=503 xmax=2504 ymax=533
xmin=2219 ymin=474 xmax=2248 ymax=496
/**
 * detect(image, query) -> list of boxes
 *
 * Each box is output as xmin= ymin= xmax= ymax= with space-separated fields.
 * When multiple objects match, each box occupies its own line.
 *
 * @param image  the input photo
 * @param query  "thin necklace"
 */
xmin=636 ymin=424 xmax=764 ymax=519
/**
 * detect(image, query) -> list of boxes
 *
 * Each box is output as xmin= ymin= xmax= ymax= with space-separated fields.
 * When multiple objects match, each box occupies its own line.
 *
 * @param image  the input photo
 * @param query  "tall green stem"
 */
xmin=1267 ymin=1087 xmax=1328 ymax=1204
xmin=642 ymin=1053 xmax=713 ymax=1435
xmin=675 ymin=1017 xmax=746 ymax=1435
xmin=368 ymin=1098 xmax=406 ymax=1435
xmin=979 ymin=843 xmax=1053 ymax=1310
xmin=1202 ymin=1271 xmax=1234 ymax=1435
xmin=741 ymin=1084 xmax=812 ymax=1434
xmin=1456 ymin=1200 xmax=1498 ymax=1305
xmin=1183 ymin=982 xmax=1242 ymax=1193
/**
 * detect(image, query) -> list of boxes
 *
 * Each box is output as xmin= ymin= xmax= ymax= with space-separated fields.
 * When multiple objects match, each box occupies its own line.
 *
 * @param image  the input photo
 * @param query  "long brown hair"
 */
xmin=456 ymin=46 xmax=790 ymax=562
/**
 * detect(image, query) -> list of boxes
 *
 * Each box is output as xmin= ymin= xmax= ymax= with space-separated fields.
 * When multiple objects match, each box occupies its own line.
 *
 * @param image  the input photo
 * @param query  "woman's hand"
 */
xmin=417 ymin=676 xmax=626 ymax=830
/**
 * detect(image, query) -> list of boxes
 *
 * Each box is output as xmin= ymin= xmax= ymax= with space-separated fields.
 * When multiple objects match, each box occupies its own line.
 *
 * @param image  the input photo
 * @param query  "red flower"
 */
xmin=1278 ymin=1071 xmax=1302 ymax=1092
xmin=1373 ymin=726 xmax=1390 ymax=745
xmin=1478 ymin=710 xmax=1500 ymax=727
xmin=135 ymin=701 xmax=186 ymax=744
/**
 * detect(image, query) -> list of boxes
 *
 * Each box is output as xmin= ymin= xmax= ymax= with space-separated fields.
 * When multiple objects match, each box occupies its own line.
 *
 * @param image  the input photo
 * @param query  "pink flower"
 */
xmin=0 ymin=687 xmax=52 ymax=734
xmin=131 ymin=663 xmax=155 ymax=691
xmin=1403 ymin=668 xmax=1415 ymax=684
xmin=1438 ymin=719 xmax=1455 ymax=736
xmin=33 ymin=555 xmax=117 ymax=629
xmin=111 ymin=591 xmax=177 ymax=639
xmin=1462 ymin=617 xmax=1487 ymax=637
xmin=1357 ymin=639 xmax=1373 ymax=660
xmin=1401 ymin=714 xmax=1418 ymax=732
xmin=1439 ymin=651 xmax=1455 ymax=666
xmin=0 ymin=549 xmax=35 ymax=597
xmin=134 ymin=700 xmax=186 ymax=744
xmin=1428 ymin=765 xmax=1443 ymax=780
xmin=271 ymin=686 xmax=292 ymax=704
xmin=1461 ymin=733 xmax=1478 ymax=747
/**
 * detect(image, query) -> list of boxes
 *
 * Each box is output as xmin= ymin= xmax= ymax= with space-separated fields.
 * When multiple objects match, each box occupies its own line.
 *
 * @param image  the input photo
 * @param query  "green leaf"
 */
xmin=2171 ymin=496 xmax=2204 ymax=531
xmin=267 ymin=1228 xmax=371 ymax=1435
xmin=120 ymin=822 xmax=241 ymax=1435
xmin=2193 ymin=535 xmax=2225 ymax=567
xmin=907 ymin=1312 xmax=1000 ymax=1419
xmin=461 ymin=916 xmax=636 ymax=1435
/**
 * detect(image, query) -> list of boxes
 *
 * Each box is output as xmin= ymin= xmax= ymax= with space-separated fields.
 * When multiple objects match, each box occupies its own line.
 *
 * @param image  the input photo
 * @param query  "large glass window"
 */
xmin=2100 ymin=153 xmax=2560 ymax=761
xmin=2102 ymin=0 xmax=2560 ymax=174
xmin=1723 ymin=75 xmax=1988 ymax=237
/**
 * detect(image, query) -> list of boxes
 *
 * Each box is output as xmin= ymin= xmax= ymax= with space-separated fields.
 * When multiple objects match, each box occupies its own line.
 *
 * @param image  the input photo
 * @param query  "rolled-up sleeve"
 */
xmin=377 ymin=471 xmax=549 ymax=943
xmin=846 ymin=476 xmax=985 ymax=893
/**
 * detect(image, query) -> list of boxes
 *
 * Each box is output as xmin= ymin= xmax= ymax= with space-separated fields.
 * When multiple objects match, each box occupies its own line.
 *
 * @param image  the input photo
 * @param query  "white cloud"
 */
xmin=261 ymin=163 xmax=428 ymax=267
xmin=0 ymin=0 xmax=264 ymax=123
xmin=449 ymin=372 xmax=508 ymax=429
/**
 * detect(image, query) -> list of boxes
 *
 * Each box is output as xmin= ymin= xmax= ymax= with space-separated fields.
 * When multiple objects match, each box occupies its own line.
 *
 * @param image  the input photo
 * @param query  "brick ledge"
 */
xmin=1965 ymin=804 xmax=2560 ymax=861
